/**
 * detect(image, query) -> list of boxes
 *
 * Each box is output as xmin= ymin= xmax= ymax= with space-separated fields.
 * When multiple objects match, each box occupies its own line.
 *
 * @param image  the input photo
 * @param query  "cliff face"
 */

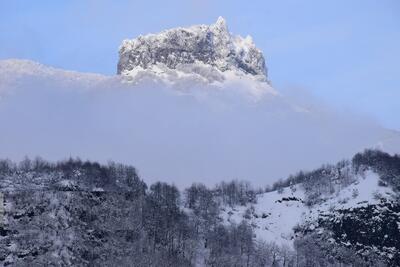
xmin=117 ymin=17 xmax=267 ymax=81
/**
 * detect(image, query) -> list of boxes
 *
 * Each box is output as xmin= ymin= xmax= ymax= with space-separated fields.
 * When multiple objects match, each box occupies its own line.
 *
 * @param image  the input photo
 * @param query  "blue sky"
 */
xmin=1 ymin=0 xmax=399 ymax=130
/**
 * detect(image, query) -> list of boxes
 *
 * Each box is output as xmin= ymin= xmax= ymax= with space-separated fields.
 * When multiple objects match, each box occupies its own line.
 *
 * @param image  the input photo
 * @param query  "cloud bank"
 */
xmin=0 ymin=60 xmax=399 ymax=188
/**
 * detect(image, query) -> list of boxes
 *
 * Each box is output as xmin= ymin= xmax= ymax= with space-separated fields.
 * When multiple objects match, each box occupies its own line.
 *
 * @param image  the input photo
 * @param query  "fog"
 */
xmin=0 ymin=68 xmax=399 ymax=188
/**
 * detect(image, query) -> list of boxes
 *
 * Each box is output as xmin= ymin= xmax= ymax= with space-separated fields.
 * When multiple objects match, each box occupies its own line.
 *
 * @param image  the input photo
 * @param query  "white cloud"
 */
xmin=0 ymin=60 xmax=399 ymax=188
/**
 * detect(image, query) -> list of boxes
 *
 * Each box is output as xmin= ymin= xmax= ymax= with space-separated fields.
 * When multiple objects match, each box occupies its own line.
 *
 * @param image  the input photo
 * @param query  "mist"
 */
xmin=0 ymin=68 xmax=398 ymax=188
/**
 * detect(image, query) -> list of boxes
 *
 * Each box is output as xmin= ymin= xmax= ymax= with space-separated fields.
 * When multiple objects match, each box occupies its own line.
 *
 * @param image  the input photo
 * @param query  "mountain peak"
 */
xmin=213 ymin=16 xmax=228 ymax=31
xmin=117 ymin=17 xmax=268 ymax=82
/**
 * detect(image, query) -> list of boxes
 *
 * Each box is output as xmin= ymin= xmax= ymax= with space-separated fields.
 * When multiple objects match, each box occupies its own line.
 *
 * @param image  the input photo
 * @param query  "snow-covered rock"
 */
xmin=221 ymin=170 xmax=395 ymax=247
xmin=117 ymin=17 xmax=269 ymax=83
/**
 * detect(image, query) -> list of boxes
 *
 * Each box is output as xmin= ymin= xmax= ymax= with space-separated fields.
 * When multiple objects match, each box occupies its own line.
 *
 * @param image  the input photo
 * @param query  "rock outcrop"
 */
xmin=117 ymin=17 xmax=268 ymax=81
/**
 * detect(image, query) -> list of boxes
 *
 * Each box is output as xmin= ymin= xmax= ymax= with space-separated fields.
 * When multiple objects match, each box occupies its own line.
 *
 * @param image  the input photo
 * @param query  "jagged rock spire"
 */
xmin=117 ymin=17 xmax=267 ymax=80
xmin=214 ymin=16 xmax=228 ymax=31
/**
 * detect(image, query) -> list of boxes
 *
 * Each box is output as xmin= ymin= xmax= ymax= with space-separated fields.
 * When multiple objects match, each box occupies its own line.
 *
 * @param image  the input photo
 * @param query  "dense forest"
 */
xmin=0 ymin=149 xmax=399 ymax=266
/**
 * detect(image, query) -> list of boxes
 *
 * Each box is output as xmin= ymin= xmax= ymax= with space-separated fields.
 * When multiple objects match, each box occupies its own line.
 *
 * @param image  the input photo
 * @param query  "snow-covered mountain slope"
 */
xmin=221 ymin=170 xmax=395 ymax=247
xmin=0 ymin=58 xmax=275 ymax=99
xmin=118 ymin=17 xmax=270 ymax=85
xmin=0 ymin=59 xmax=112 ymax=91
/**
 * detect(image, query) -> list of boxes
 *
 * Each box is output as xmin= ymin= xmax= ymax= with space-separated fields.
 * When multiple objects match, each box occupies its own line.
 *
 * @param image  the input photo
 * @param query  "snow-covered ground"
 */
xmin=221 ymin=171 xmax=395 ymax=247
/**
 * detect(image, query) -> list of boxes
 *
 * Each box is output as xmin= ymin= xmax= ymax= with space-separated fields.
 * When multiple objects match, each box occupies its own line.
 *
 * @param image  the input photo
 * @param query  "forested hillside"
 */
xmin=0 ymin=149 xmax=399 ymax=266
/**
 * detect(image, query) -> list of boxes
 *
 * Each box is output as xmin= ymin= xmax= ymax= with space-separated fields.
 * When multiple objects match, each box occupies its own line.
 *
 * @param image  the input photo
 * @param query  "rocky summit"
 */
xmin=117 ymin=17 xmax=268 ymax=81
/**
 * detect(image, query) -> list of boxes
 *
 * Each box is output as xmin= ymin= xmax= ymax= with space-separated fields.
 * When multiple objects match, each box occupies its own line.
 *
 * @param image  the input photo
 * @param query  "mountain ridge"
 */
xmin=117 ymin=17 xmax=269 ymax=83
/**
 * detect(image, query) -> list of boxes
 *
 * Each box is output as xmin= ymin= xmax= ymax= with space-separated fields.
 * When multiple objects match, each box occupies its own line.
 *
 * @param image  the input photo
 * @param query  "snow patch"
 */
xmin=220 ymin=170 xmax=395 ymax=247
